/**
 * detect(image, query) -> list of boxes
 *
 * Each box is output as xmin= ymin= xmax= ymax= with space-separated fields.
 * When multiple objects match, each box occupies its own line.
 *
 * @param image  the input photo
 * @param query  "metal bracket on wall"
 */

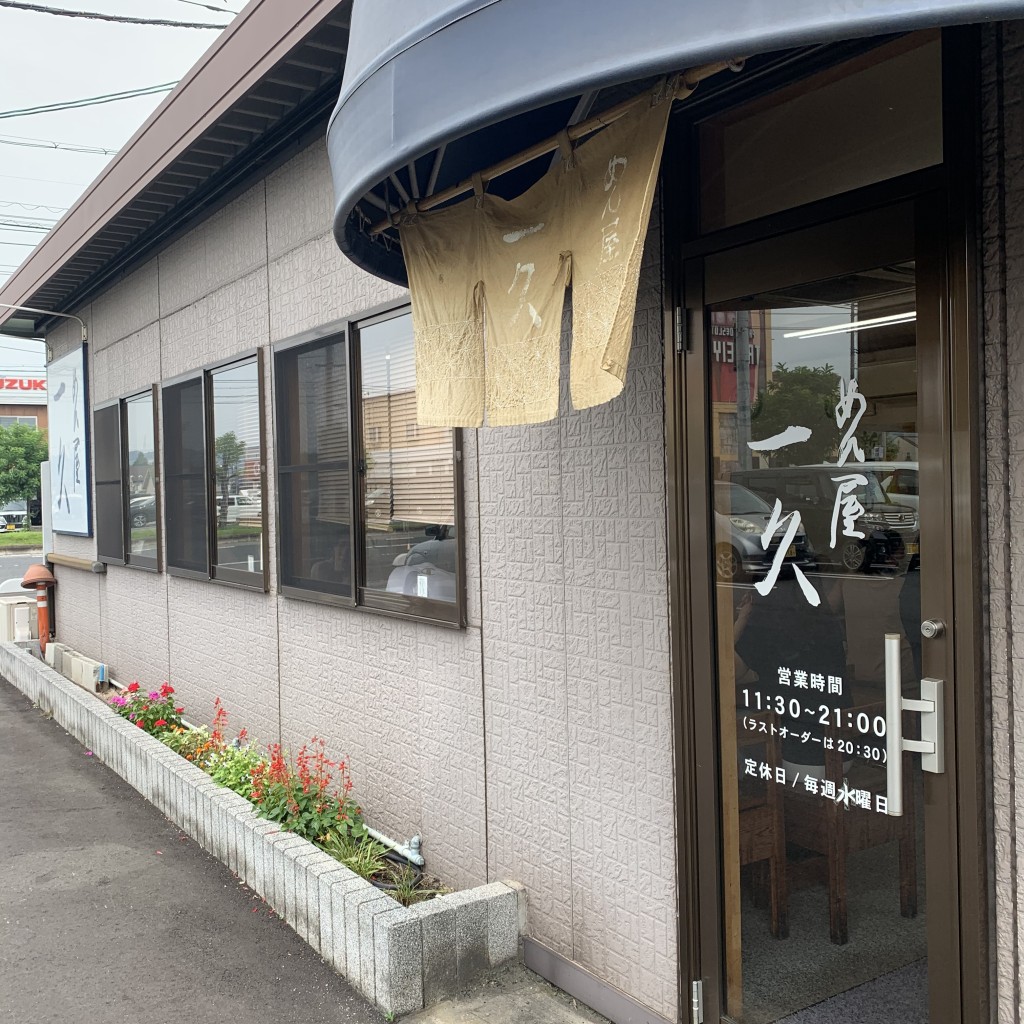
xmin=691 ymin=979 xmax=704 ymax=1023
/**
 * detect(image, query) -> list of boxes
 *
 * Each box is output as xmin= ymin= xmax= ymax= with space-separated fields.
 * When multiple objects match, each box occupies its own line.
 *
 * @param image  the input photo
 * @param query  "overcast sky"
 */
xmin=0 ymin=0 xmax=241 ymax=289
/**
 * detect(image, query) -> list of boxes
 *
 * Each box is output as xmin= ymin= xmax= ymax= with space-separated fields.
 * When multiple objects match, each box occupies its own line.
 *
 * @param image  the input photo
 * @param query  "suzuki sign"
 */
xmin=0 ymin=375 xmax=47 ymax=404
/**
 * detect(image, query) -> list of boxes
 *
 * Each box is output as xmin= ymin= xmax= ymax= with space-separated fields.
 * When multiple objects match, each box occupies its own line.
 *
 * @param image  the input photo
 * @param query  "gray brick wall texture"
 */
xmin=479 ymin=214 xmax=676 ymax=1014
xmin=981 ymin=23 xmax=1024 ymax=1023
xmin=45 ymin=139 xmax=679 ymax=1018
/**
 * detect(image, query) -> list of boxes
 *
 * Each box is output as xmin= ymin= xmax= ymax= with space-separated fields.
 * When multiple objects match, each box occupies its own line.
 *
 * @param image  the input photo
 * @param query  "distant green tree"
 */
xmin=859 ymin=431 xmax=900 ymax=461
xmin=751 ymin=364 xmax=842 ymax=466
xmin=214 ymin=431 xmax=246 ymax=522
xmin=0 ymin=424 xmax=48 ymax=508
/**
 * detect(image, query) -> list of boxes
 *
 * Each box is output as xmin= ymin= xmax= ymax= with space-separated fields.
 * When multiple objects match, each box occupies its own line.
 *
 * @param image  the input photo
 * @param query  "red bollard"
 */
xmin=21 ymin=564 xmax=56 ymax=655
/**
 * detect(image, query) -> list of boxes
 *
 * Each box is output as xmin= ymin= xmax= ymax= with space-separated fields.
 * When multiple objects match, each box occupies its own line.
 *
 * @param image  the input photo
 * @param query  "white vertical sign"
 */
xmin=47 ymin=345 xmax=91 ymax=536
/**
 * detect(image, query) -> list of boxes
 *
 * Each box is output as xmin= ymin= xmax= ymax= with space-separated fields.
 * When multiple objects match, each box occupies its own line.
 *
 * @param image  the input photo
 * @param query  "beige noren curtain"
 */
xmin=402 ymin=81 xmax=674 ymax=427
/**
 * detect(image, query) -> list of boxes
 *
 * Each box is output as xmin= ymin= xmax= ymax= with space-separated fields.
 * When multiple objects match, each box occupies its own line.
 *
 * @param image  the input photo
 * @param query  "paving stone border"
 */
xmin=0 ymin=641 xmax=526 ymax=1017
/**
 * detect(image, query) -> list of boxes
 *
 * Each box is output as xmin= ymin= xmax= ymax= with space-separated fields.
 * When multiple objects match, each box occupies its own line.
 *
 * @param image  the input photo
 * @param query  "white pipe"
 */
xmin=366 ymin=826 xmax=424 ymax=867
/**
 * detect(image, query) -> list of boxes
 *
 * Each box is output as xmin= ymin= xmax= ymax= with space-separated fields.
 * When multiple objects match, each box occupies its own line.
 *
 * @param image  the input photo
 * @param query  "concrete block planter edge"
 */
xmin=0 ymin=641 xmax=525 ymax=1017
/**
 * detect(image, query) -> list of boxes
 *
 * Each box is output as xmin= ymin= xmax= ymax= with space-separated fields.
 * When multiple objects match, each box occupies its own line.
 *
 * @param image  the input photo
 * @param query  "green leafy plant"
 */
xmin=108 ymin=681 xmax=183 ymax=735
xmin=320 ymin=833 xmax=449 ymax=906
xmin=159 ymin=696 xmax=245 ymax=769
xmin=384 ymin=865 xmax=450 ymax=907
xmin=161 ymin=724 xmax=214 ymax=763
xmin=0 ymin=424 xmax=48 ymax=507
xmin=321 ymin=830 xmax=388 ymax=879
xmin=249 ymin=737 xmax=365 ymax=844
xmin=206 ymin=743 xmax=264 ymax=799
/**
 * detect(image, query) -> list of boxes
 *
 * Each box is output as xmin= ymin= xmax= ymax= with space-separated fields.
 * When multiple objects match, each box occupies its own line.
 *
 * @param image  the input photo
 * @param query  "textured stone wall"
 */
xmin=47 ymin=139 xmax=677 ymax=1019
xmin=981 ymin=22 xmax=1024 ymax=1024
xmin=479 ymin=215 xmax=677 ymax=1017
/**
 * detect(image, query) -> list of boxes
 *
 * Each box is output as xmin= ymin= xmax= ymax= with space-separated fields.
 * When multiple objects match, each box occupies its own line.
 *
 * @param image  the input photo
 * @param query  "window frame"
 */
xmin=272 ymin=304 xmax=466 ymax=627
xmin=160 ymin=350 xmax=269 ymax=591
xmin=94 ymin=386 xmax=161 ymax=572
xmin=93 ymin=399 xmax=126 ymax=567
xmin=273 ymin=328 xmax=357 ymax=610
xmin=161 ymin=370 xmax=209 ymax=581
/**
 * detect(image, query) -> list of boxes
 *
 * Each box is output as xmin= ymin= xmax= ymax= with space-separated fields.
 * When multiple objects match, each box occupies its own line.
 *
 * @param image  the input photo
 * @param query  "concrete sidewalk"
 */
xmin=405 ymin=964 xmax=611 ymax=1024
xmin=0 ymin=675 xmax=611 ymax=1024
xmin=0 ymin=678 xmax=384 ymax=1024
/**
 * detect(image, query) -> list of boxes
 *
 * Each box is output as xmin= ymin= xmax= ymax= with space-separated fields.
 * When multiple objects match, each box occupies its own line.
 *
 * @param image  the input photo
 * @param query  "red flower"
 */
xmin=126 ymin=682 xmax=140 ymax=693
xmin=160 ymin=684 xmax=174 ymax=696
xmin=175 ymin=706 xmax=184 ymax=714
xmin=154 ymin=719 xmax=167 ymax=728
xmin=136 ymin=720 xmax=144 ymax=728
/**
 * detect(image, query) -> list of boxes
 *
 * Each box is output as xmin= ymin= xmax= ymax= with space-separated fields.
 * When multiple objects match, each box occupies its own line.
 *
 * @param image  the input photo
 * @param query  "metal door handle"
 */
xmin=884 ymin=633 xmax=944 ymax=816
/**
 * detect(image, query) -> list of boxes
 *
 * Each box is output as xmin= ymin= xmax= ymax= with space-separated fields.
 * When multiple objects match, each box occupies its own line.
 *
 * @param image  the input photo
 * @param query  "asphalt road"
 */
xmin=0 ymin=679 xmax=384 ymax=1024
xmin=0 ymin=551 xmax=44 ymax=589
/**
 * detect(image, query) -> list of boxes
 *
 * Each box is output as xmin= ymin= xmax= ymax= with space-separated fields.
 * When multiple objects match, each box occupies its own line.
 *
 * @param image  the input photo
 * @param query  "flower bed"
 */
xmin=106 ymin=688 xmax=442 ymax=904
xmin=0 ymin=640 xmax=524 ymax=1017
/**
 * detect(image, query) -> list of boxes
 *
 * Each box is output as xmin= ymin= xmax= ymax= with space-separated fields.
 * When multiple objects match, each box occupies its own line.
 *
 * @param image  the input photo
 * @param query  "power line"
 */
xmin=0 ymin=133 xmax=117 ymax=155
xmin=0 ymin=208 xmax=58 ymax=220
xmin=0 ymin=83 xmax=176 ymax=121
xmin=0 ymin=210 xmax=58 ymax=224
xmin=0 ymin=220 xmax=53 ymax=232
xmin=0 ymin=172 xmax=86 ymax=186
xmin=0 ymin=201 xmax=67 ymax=215
xmin=0 ymin=1 xmax=231 ymax=28
xmin=172 ymin=0 xmax=240 ymax=13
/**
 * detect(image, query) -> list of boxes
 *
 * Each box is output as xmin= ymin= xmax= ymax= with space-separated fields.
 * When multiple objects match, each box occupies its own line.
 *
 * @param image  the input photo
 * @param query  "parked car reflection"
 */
xmin=861 ymin=461 xmax=919 ymax=514
xmin=714 ymin=480 xmax=816 ymax=583
xmin=129 ymin=494 xmax=157 ymax=527
xmin=732 ymin=465 xmax=917 ymax=574
xmin=386 ymin=524 xmax=457 ymax=602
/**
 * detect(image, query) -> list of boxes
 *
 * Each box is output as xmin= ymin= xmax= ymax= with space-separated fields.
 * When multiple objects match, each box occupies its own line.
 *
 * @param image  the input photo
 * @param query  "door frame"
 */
xmin=662 ymin=26 xmax=987 ymax=1024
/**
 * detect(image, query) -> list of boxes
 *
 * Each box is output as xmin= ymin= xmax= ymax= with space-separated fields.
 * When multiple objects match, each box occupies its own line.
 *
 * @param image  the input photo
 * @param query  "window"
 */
xmin=94 ymin=388 xmax=159 ymax=570
xmin=0 ymin=415 xmax=37 ymax=429
xmin=274 ymin=308 xmax=463 ymax=625
xmin=210 ymin=359 xmax=264 ymax=585
xmin=163 ymin=377 xmax=207 ymax=575
xmin=357 ymin=312 xmax=459 ymax=618
xmin=125 ymin=391 xmax=159 ymax=567
xmin=275 ymin=332 xmax=353 ymax=602
xmin=162 ymin=353 xmax=266 ymax=589
xmin=94 ymin=404 xmax=124 ymax=564
xmin=699 ymin=35 xmax=942 ymax=231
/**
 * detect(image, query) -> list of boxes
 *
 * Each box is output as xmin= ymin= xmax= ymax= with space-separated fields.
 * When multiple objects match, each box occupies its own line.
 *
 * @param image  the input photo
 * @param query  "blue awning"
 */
xmin=328 ymin=0 xmax=1024 ymax=284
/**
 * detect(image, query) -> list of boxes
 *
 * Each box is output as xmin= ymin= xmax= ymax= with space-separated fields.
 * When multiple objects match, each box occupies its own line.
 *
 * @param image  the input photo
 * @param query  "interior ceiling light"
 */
xmin=783 ymin=311 xmax=917 ymax=339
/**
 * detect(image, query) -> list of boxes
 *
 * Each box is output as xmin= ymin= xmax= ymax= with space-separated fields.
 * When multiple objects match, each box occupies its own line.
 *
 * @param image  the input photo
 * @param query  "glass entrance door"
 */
xmin=698 ymin=218 xmax=953 ymax=1022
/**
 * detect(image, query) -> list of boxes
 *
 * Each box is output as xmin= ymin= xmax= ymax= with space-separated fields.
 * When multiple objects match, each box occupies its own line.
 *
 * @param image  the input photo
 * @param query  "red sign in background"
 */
xmin=710 ymin=311 xmax=764 ymax=405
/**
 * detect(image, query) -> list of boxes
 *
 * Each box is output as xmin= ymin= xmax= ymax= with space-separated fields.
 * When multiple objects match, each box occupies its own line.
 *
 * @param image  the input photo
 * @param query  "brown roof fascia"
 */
xmin=0 ymin=0 xmax=350 ymax=331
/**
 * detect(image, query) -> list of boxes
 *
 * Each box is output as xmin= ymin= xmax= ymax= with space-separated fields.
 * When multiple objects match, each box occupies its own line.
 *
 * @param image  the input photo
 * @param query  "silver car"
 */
xmin=713 ymin=480 xmax=816 ymax=583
